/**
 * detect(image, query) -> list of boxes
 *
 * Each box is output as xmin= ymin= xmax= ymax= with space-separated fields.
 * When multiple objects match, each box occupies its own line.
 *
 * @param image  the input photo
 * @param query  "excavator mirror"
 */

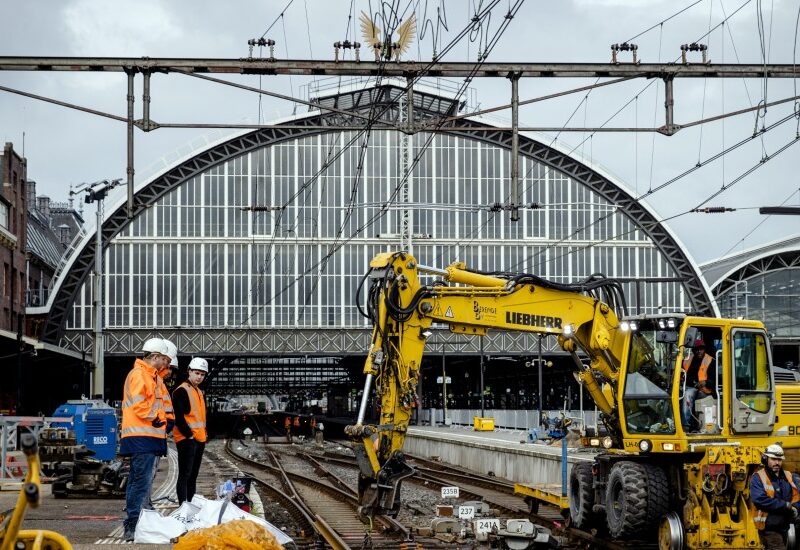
xmin=682 ymin=326 xmax=699 ymax=347
xmin=656 ymin=330 xmax=678 ymax=344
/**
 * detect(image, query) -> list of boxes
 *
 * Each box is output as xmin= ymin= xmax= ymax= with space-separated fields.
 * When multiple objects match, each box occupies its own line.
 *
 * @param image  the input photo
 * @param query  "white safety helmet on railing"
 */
xmin=142 ymin=337 xmax=168 ymax=357
xmin=163 ymin=340 xmax=179 ymax=367
xmin=188 ymin=357 xmax=209 ymax=373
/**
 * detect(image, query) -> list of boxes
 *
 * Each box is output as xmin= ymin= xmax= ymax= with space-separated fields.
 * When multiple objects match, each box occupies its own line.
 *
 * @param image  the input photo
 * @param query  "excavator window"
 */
xmin=733 ymin=331 xmax=772 ymax=414
xmin=622 ymin=323 xmax=678 ymax=434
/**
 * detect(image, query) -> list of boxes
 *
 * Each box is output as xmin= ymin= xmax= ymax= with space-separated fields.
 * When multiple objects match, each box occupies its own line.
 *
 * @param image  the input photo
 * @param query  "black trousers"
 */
xmin=176 ymin=439 xmax=205 ymax=504
xmin=758 ymin=530 xmax=787 ymax=550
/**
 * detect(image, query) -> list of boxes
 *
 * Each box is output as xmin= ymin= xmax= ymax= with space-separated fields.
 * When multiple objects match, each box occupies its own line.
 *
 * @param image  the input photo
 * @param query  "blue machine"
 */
xmin=50 ymin=399 xmax=118 ymax=461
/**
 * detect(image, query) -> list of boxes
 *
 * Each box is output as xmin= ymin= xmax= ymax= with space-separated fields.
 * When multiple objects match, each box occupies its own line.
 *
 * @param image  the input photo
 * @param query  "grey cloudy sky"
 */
xmin=1 ymin=0 xmax=799 ymax=265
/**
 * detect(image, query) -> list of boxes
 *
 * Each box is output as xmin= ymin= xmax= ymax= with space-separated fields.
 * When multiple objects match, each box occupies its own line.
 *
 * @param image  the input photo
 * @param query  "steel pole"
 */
xmin=142 ymin=71 xmax=151 ymax=131
xmin=480 ymin=336 xmax=485 ymax=417
xmin=664 ymin=77 xmax=675 ymax=136
xmin=510 ymin=75 xmax=520 ymax=221
xmin=126 ymin=70 xmax=135 ymax=218
xmin=92 ymin=198 xmax=104 ymax=399
xmin=538 ymin=335 xmax=543 ymax=424
xmin=442 ymin=344 xmax=448 ymax=425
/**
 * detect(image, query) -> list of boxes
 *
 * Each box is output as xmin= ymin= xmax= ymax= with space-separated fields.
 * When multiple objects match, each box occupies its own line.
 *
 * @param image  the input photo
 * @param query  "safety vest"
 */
xmin=156 ymin=373 xmax=174 ymax=424
xmin=683 ymin=353 xmax=714 ymax=395
xmin=121 ymin=359 xmax=167 ymax=439
xmin=751 ymin=468 xmax=800 ymax=530
xmin=173 ymin=382 xmax=207 ymax=443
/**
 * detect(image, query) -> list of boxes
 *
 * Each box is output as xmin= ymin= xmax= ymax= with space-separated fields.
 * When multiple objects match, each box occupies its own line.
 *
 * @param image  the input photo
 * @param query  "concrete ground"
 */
xmin=0 ymin=444 xmax=239 ymax=548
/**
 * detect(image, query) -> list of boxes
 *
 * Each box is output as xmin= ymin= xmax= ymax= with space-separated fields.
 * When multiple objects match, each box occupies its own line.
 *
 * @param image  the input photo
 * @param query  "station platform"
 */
xmin=0 ymin=442 xmax=257 ymax=548
xmin=403 ymin=424 xmax=598 ymax=493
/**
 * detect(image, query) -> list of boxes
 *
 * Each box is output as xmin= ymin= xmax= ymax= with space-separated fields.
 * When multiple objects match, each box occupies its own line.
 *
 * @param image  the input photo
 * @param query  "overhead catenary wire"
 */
xmin=238 ymin=0 xmax=512 ymax=326
xmin=261 ymin=0 xmax=295 ymax=39
xmin=794 ymin=1 xmax=800 ymax=135
xmin=553 ymin=0 xmax=755 ymax=163
xmin=500 ymin=108 xmax=800 ymax=276
xmin=503 ymin=0 xmax=765 ymax=263
xmin=648 ymin=23 xmax=664 ymax=193
xmin=696 ymin=0 xmax=715 ymax=165
xmin=622 ymin=0 xmax=705 ymax=43
xmin=690 ymin=186 xmax=799 ymax=223
xmin=524 ymin=132 xmax=800 ymax=278
xmin=436 ymin=0 xmax=776 ymax=272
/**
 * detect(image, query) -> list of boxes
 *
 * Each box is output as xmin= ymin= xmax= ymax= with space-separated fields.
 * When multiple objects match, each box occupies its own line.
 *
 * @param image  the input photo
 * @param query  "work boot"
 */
xmin=123 ymin=528 xmax=135 ymax=542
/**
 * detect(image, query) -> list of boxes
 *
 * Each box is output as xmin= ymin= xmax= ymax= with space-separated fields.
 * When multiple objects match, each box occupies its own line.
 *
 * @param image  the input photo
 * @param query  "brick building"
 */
xmin=25 ymin=183 xmax=85 ymax=338
xmin=0 ymin=142 xmax=27 ymax=334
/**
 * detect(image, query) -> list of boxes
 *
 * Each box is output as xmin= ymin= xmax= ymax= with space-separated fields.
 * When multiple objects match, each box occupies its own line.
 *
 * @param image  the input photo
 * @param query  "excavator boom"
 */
xmin=346 ymin=252 xmax=629 ymax=521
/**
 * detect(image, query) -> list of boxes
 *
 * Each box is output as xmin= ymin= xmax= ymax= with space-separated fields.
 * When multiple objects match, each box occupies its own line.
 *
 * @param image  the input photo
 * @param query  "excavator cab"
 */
xmin=617 ymin=316 xmax=779 ymax=447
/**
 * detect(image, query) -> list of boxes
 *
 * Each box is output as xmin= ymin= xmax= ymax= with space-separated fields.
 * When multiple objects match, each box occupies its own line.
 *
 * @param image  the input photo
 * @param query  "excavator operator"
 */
xmin=681 ymin=338 xmax=716 ymax=432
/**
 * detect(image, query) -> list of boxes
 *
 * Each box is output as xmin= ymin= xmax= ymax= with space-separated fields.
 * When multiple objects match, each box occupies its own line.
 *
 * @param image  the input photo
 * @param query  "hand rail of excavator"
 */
xmin=0 ymin=432 xmax=72 ymax=550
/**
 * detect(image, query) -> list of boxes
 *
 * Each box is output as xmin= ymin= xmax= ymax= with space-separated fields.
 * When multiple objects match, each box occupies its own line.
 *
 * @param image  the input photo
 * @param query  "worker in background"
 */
xmin=315 ymin=421 xmax=325 ymax=446
xmin=120 ymin=338 xmax=171 ymax=541
xmin=172 ymin=357 xmax=208 ymax=505
xmin=147 ymin=339 xmax=178 ymax=507
xmin=681 ymin=338 xmax=716 ymax=432
xmin=750 ymin=444 xmax=800 ymax=549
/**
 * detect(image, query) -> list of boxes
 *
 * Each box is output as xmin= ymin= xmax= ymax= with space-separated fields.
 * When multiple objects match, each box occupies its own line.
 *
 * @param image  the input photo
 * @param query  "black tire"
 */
xmin=643 ymin=464 xmax=670 ymax=527
xmin=569 ymin=462 xmax=596 ymax=529
xmin=605 ymin=461 xmax=649 ymax=539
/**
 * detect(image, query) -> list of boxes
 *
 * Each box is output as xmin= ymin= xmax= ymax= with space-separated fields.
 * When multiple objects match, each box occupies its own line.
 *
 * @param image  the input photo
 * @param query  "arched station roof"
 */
xmin=41 ymin=80 xmax=716 ymax=344
xmin=702 ymin=234 xmax=800 ymax=295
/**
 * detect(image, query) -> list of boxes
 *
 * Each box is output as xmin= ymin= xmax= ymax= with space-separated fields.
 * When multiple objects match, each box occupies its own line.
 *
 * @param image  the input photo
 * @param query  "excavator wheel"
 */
xmin=657 ymin=511 xmax=685 ymax=550
xmin=642 ymin=463 xmax=670 ymax=526
xmin=605 ymin=461 xmax=649 ymax=538
xmin=569 ymin=462 xmax=596 ymax=529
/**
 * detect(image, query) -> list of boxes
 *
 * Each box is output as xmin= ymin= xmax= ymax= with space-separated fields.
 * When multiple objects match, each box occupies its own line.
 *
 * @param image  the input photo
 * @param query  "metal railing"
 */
xmin=24 ymin=288 xmax=49 ymax=308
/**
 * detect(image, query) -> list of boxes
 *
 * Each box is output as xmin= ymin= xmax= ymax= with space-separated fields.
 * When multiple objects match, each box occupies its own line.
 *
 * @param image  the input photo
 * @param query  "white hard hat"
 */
xmin=163 ymin=340 xmax=178 ymax=367
xmin=764 ymin=444 xmax=785 ymax=459
xmin=188 ymin=357 xmax=209 ymax=373
xmin=142 ymin=337 xmax=168 ymax=356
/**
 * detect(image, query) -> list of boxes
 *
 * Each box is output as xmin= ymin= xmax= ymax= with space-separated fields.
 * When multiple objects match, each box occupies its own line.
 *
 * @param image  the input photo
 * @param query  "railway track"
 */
xmin=312 ymin=450 xmax=551 ymax=519
xmin=214 ymin=437 xmax=659 ymax=549
xmin=224 ymin=440 xmax=430 ymax=549
xmin=306 ymin=446 xmax=656 ymax=550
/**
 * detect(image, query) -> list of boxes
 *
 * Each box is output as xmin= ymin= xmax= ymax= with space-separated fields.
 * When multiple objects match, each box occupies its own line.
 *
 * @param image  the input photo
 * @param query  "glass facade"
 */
xmin=717 ymin=268 xmax=800 ymax=339
xmin=66 ymin=130 xmax=687 ymax=331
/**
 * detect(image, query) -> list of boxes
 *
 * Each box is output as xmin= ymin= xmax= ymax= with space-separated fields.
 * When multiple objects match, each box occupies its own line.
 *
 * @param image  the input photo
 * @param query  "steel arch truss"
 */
xmin=44 ymin=86 xmax=714 ymax=349
xmin=60 ymin=328 xmax=560 ymax=357
xmin=713 ymin=250 xmax=800 ymax=297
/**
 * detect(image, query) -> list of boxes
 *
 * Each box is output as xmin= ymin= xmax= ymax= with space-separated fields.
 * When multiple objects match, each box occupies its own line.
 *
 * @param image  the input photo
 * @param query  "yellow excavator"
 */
xmin=345 ymin=251 xmax=800 ymax=549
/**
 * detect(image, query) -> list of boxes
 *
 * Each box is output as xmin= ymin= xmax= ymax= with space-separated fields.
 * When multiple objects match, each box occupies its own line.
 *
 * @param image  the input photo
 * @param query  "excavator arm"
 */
xmin=346 ymin=252 xmax=630 ymax=522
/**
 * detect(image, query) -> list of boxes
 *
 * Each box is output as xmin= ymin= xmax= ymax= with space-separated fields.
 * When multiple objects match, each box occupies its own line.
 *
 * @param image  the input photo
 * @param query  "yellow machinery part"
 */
xmin=0 ymin=434 xmax=72 ymax=550
xmin=680 ymin=446 xmax=762 ymax=549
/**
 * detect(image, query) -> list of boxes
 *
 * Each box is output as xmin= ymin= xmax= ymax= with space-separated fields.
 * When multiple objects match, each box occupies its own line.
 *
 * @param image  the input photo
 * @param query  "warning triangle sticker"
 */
xmin=445 ymin=306 xmax=454 ymax=318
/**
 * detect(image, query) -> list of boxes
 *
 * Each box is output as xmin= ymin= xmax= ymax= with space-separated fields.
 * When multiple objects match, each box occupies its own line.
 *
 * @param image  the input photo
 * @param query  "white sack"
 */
xmin=134 ymin=508 xmax=187 ymax=544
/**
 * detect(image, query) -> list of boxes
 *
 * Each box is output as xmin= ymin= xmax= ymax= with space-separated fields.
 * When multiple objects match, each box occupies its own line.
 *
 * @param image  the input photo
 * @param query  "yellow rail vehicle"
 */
xmin=345 ymin=252 xmax=800 ymax=549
